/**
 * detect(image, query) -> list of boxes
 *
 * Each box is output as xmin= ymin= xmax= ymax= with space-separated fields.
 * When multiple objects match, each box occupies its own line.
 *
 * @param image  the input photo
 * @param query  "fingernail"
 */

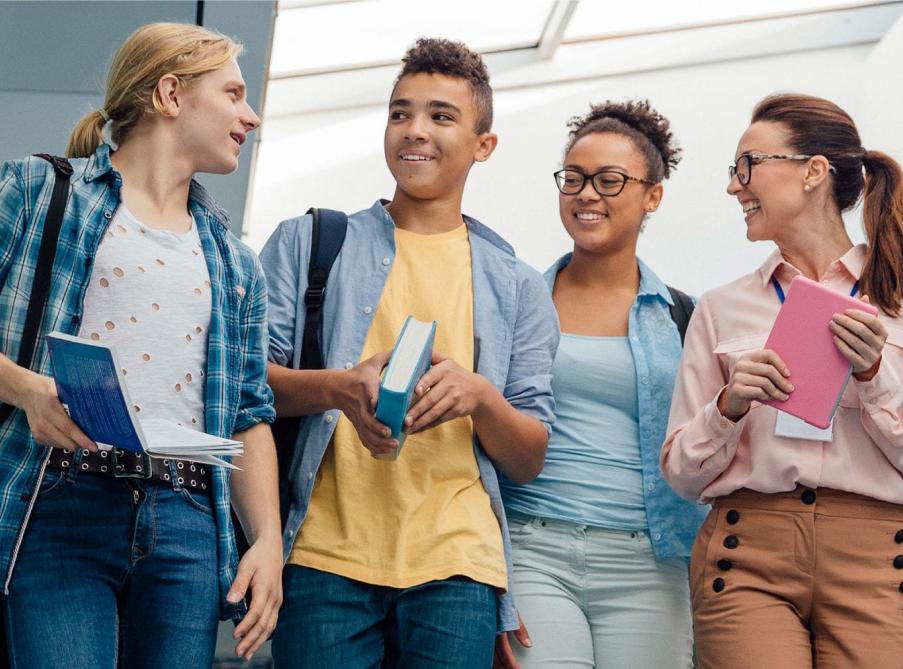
xmin=787 ymin=384 xmax=794 ymax=392
xmin=525 ymin=638 xmax=533 ymax=648
xmin=780 ymin=393 xmax=789 ymax=401
xmin=247 ymin=653 xmax=254 ymax=662
xmin=227 ymin=592 xmax=241 ymax=603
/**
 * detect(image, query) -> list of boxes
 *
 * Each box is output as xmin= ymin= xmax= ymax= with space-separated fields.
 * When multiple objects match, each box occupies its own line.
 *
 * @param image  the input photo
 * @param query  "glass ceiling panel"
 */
xmin=564 ymin=0 xmax=881 ymax=41
xmin=271 ymin=0 xmax=555 ymax=76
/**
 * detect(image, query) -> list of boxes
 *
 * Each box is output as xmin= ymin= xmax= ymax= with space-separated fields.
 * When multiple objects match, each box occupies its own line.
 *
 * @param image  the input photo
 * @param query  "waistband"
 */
xmin=713 ymin=486 xmax=903 ymax=521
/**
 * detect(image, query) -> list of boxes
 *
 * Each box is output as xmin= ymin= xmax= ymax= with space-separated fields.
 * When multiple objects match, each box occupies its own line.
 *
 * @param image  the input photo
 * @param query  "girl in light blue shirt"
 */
xmin=497 ymin=100 xmax=707 ymax=669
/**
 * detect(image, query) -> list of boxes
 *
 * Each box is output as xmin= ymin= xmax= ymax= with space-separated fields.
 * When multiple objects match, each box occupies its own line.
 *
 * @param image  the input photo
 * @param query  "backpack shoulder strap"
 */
xmin=666 ymin=285 xmax=695 ymax=347
xmin=299 ymin=207 xmax=348 ymax=370
xmin=0 ymin=155 xmax=73 ymax=427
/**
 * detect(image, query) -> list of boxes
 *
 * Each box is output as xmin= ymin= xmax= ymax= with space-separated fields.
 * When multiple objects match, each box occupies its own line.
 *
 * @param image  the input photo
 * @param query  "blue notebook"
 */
xmin=45 ymin=332 xmax=145 ymax=452
xmin=373 ymin=316 xmax=437 ymax=461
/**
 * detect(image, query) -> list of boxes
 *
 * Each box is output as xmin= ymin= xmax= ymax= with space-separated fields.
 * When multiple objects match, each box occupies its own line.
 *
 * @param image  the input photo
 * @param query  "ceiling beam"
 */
xmin=537 ymin=0 xmax=578 ymax=61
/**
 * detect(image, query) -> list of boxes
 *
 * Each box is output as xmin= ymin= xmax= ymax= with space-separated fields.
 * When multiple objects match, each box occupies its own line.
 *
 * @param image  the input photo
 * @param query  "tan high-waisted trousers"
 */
xmin=691 ymin=486 xmax=903 ymax=669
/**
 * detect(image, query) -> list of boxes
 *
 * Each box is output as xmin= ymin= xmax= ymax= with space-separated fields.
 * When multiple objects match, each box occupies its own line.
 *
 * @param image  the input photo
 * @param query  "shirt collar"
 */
xmin=757 ymin=244 xmax=867 ymax=286
xmin=544 ymin=253 xmax=673 ymax=303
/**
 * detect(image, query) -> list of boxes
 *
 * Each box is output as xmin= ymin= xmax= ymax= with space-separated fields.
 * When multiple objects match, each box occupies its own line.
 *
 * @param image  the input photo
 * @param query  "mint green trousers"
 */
xmin=506 ymin=511 xmax=694 ymax=669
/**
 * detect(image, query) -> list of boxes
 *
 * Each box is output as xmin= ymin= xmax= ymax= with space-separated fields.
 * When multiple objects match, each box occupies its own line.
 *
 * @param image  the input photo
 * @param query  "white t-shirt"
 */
xmin=78 ymin=206 xmax=212 ymax=431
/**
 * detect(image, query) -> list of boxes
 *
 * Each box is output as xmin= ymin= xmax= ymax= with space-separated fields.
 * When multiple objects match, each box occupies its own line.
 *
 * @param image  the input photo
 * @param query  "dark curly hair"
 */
xmin=564 ymin=99 xmax=681 ymax=183
xmin=396 ymin=37 xmax=493 ymax=134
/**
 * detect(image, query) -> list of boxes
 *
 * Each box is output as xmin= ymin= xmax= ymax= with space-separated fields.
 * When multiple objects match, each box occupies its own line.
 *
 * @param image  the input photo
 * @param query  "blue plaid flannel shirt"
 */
xmin=0 ymin=145 xmax=275 ymax=620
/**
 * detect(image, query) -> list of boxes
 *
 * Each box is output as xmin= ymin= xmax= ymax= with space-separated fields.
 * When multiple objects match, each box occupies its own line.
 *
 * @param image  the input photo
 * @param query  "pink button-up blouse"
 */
xmin=662 ymin=244 xmax=903 ymax=504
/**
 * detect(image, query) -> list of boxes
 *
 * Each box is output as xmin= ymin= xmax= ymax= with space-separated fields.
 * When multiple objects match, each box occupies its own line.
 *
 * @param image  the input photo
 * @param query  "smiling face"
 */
xmin=727 ymin=121 xmax=811 ymax=243
xmin=558 ymin=132 xmax=662 ymax=256
xmin=173 ymin=59 xmax=260 ymax=175
xmin=384 ymin=72 xmax=496 ymax=202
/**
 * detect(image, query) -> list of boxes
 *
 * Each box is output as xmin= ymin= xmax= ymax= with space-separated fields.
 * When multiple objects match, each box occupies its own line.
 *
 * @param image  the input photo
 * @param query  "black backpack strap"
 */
xmin=299 ymin=207 xmax=348 ymax=369
xmin=0 ymin=155 xmax=72 ymax=427
xmin=666 ymin=285 xmax=695 ymax=347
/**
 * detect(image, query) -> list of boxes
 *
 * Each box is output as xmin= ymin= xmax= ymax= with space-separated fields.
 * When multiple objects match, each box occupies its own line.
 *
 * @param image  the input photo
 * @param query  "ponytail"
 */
xmin=860 ymin=150 xmax=903 ymax=317
xmin=66 ymin=110 xmax=108 ymax=159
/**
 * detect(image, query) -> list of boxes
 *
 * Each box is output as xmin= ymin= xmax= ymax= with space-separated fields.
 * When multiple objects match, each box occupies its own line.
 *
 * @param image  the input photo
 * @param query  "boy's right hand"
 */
xmin=20 ymin=372 xmax=97 ymax=452
xmin=494 ymin=614 xmax=532 ymax=669
xmin=333 ymin=350 xmax=398 ymax=456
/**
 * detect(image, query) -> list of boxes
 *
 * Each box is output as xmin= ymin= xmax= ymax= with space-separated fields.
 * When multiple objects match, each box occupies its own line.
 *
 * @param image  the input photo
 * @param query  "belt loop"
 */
xmin=167 ymin=459 xmax=182 ymax=491
xmin=65 ymin=448 xmax=86 ymax=483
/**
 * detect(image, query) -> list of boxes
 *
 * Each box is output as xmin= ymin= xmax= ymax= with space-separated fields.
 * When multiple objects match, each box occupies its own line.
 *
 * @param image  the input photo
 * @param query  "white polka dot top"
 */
xmin=78 ymin=205 xmax=212 ymax=432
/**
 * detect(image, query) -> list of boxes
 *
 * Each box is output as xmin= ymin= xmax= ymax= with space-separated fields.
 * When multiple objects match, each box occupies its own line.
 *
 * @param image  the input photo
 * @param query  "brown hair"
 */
xmin=66 ymin=23 xmax=243 ymax=159
xmin=396 ymin=37 xmax=493 ymax=134
xmin=753 ymin=93 xmax=903 ymax=315
xmin=565 ymin=99 xmax=681 ymax=183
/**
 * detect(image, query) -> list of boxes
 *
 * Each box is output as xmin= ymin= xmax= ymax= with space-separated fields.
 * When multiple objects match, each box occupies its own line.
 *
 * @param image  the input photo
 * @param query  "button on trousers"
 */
xmin=691 ymin=486 xmax=903 ymax=669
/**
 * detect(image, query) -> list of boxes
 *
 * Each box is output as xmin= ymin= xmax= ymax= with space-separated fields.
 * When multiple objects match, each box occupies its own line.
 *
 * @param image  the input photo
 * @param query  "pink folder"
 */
xmin=761 ymin=275 xmax=878 ymax=429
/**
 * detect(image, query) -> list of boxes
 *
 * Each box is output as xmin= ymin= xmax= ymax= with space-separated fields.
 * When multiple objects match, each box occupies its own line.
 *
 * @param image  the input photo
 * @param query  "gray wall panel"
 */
xmin=0 ymin=0 xmax=275 ymax=238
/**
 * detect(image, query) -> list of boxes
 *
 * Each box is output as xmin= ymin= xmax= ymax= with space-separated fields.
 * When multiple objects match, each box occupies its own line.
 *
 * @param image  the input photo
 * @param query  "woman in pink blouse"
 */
xmin=661 ymin=93 xmax=903 ymax=669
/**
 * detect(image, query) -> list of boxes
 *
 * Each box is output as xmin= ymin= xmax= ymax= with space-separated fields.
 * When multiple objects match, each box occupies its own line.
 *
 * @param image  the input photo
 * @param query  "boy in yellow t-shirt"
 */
xmin=261 ymin=37 xmax=559 ymax=669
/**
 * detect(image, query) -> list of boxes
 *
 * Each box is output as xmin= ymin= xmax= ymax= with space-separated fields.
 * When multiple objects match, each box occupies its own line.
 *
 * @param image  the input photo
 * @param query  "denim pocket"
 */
xmin=36 ymin=468 xmax=67 ymax=500
xmin=179 ymin=487 xmax=214 ymax=516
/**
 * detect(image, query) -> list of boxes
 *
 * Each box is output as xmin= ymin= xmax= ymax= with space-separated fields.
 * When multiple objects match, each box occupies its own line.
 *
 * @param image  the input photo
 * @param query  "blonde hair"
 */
xmin=66 ymin=23 xmax=243 ymax=158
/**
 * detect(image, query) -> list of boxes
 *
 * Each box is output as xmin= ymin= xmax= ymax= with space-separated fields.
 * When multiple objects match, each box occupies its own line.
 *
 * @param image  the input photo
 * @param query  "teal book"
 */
xmin=373 ymin=316 xmax=437 ymax=461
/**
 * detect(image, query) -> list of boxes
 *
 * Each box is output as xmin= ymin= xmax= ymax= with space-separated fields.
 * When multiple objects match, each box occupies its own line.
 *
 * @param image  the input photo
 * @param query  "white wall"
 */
xmin=246 ymin=5 xmax=903 ymax=297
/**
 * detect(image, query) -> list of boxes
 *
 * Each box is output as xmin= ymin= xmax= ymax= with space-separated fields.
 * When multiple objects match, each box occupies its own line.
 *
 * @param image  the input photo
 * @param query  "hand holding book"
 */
xmin=719 ymin=276 xmax=882 ymax=429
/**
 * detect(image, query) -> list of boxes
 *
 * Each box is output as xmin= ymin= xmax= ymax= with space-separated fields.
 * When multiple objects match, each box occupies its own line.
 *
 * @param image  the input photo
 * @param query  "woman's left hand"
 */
xmin=830 ymin=295 xmax=888 ymax=380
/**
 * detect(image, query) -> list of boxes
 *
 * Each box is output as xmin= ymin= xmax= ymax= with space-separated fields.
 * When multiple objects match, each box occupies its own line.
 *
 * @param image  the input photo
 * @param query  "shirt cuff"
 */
xmin=705 ymin=388 xmax=746 ymax=446
xmin=854 ymin=360 xmax=900 ymax=414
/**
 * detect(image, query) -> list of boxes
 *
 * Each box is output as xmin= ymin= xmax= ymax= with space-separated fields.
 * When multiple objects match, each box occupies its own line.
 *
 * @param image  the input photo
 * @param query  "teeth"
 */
xmin=576 ymin=212 xmax=606 ymax=221
xmin=743 ymin=201 xmax=761 ymax=214
xmin=402 ymin=155 xmax=433 ymax=161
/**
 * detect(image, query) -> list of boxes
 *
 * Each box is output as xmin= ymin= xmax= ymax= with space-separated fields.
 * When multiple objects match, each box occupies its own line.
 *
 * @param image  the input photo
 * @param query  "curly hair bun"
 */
xmin=566 ymin=99 xmax=681 ymax=182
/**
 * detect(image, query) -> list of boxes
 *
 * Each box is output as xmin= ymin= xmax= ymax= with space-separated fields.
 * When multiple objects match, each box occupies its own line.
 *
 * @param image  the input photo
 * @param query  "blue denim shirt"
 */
xmin=0 ymin=145 xmax=275 ymax=620
xmin=525 ymin=253 xmax=707 ymax=558
xmin=260 ymin=200 xmax=559 ymax=632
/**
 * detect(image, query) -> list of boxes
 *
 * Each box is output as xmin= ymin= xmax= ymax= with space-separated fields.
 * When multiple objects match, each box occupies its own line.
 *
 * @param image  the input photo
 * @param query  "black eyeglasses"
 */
xmin=728 ymin=154 xmax=837 ymax=185
xmin=553 ymin=169 xmax=655 ymax=197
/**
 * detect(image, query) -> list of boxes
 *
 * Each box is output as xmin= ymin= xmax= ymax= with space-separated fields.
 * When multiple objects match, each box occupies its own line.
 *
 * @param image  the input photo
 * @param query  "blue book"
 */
xmin=45 ymin=332 xmax=146 ymax=452
xmin=373 ymin=316 xmax=436 ymax=461
xmin=45 ymin=332 xmax=242 ymax=466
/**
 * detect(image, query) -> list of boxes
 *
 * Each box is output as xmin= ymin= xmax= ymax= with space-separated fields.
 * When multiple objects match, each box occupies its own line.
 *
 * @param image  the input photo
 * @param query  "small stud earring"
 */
xmin=804 ymin=184 xmax=811 ymax=192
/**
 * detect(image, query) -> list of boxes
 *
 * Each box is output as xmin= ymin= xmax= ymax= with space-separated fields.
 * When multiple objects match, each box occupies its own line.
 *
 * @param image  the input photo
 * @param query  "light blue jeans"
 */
xmin=506 ymin=511 xmax=694 ymax=669
xmin=4 ymin=468 xmax=220 ymax=669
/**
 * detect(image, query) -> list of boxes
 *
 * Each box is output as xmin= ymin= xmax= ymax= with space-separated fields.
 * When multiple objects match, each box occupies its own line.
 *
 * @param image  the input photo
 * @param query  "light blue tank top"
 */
xmin=503 ymin=334 xmax=647 ymax=530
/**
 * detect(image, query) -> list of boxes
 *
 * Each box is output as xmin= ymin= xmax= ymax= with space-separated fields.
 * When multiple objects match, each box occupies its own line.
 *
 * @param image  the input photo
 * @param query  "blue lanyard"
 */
xmin=771 ymin=276 xmax=859 ymax=304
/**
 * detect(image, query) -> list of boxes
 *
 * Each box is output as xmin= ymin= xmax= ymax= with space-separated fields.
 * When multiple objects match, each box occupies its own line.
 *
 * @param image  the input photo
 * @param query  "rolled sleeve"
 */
xmin=259 ymin=217 xmax=310 ymax=368
xmin=504 ymin=263 xmax=560 ymax=434
xmin=234 ymin=256 xmax=276 ymax=433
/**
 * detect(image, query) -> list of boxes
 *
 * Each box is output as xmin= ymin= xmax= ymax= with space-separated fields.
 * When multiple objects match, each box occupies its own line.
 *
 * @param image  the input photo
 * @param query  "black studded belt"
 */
xmin=47 ymin=447 xmax=212 ymax=492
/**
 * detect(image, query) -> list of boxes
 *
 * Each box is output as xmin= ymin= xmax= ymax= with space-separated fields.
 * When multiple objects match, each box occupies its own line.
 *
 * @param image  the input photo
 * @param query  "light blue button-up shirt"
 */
xmin=500 ymin=253 xmax=707 ymax=558
xmin=260 ymin=200 xmax=559 ymax=632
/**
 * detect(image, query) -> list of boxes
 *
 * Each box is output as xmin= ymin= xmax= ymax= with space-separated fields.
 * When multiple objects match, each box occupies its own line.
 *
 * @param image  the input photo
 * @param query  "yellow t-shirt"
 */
xmin=289 ymin=223 xmax=507 ymax=591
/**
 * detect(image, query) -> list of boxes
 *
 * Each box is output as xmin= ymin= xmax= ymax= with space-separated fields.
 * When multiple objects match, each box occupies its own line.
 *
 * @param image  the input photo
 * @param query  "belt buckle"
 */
xmin=111 ymin=448 xmax=153 ymax=480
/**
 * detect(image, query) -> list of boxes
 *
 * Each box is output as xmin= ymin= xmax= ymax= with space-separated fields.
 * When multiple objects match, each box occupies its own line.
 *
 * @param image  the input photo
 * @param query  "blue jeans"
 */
xmin=3 ymin=468 xmax=220 ymax=669
xmin=272 ymin=565 xmax=496 ymax=669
